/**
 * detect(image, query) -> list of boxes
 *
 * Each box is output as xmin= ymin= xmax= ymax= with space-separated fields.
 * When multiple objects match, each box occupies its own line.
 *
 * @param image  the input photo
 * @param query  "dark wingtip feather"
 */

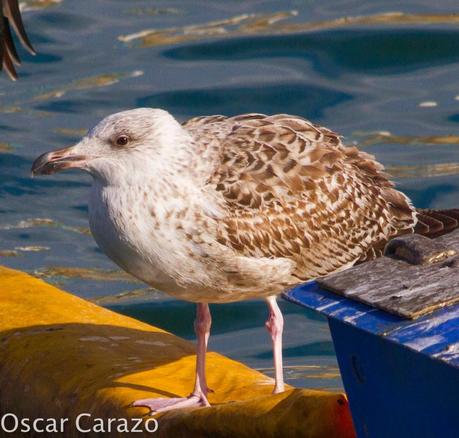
xmin=3 ymin=16 xmax=20 ymax=65
xmin=4 ymin=0 xmax=36 ymax=55
xmin=1 ymin=0 xmax=35 ymax=80
xmin=415 ymin=209 xmax=459 ymax=239
xmin=2 ymin=50 xmax=18 ymax=80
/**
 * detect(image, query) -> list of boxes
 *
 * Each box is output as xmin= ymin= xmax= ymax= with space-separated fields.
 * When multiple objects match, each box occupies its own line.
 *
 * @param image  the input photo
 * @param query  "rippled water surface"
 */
xmin=2 ymin=0 xmax=459 ymax=390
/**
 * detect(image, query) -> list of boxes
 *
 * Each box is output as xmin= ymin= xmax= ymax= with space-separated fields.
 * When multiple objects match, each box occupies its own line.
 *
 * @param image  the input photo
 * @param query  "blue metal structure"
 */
xmin=284 ymin=282 xmax=459 ymax=438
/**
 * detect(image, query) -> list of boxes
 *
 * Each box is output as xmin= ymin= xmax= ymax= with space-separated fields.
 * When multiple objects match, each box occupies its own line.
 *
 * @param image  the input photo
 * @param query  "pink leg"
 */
xmin=265 ymin=296 xmax=285 ymax=394
xmin=133 ymin=303 xmax=212 ymax=414
xmin=192 ymin=302 xmax=212 ymax=399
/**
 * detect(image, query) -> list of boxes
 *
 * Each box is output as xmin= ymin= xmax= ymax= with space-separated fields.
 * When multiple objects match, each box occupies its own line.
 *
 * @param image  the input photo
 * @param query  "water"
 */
xmin=2 ymin=0 xmax=459 ymax=391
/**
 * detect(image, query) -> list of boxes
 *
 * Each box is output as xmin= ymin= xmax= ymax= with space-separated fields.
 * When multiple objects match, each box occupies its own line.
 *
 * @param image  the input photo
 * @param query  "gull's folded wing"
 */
xmin=1 ymin=0 xmax=36 ymax=80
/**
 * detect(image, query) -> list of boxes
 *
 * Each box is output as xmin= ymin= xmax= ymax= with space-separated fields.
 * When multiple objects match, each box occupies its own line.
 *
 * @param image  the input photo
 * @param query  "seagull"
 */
xmin=0 ymin=0 xmax=36 ymax=80
xmin=31 ymin=108 xmax=459 ymax=413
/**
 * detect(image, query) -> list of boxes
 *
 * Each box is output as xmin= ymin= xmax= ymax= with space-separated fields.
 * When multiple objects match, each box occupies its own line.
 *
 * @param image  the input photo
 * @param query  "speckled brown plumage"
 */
xmin=184 ymin=113 xmax=417 ymax=281
xmin=34 ymin=108 xmax=457 ymax=303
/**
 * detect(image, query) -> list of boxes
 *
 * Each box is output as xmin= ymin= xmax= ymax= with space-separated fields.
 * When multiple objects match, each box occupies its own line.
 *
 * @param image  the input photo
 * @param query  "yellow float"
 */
xmin=0 ymin=266 xmax=355 ymax=437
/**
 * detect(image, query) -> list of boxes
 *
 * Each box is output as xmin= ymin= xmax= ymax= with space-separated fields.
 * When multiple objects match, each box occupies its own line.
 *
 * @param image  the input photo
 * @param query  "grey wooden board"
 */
xmin=317 ymin=230 xmax=459 ymax=319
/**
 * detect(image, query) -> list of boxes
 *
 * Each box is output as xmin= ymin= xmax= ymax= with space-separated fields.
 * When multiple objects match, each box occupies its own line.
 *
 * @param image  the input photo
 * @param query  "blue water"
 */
xmin=2 ymin=0 xmax=459 ymax=391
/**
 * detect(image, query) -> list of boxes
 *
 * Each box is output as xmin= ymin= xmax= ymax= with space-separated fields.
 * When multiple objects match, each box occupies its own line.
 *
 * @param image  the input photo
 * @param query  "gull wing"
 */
xmin=186 ymin=114 xmax=417 ymax=280
xmin=1 ymin=0 xmax=36 ymax=80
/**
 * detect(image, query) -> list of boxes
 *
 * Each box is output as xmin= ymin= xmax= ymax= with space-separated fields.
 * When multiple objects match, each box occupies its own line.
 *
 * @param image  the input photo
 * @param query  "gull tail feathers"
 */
xmin=414 ymin=209 xmax=459 ymax=239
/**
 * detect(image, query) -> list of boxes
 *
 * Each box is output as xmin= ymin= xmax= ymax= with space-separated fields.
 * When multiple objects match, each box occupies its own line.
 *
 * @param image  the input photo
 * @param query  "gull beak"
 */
xmin=31 ymin=145 xmax=88 ymax=176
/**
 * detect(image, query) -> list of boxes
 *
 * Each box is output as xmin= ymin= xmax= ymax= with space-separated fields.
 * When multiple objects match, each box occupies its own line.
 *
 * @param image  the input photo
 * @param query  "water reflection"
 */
xmin=163 ymin=29 xmax=459 ymax=76
xmin=20 ymin=0 xmax=62 ymax=13
xmin=139 ymin=83 xmax=351 ymax=119
xmin=120 ymin=11 xmax=459 ymax=49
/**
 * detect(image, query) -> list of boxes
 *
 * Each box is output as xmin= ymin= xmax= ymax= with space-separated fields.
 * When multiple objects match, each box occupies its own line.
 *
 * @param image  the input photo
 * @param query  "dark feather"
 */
xmin=1 ymin=0 xmax=35 ymax=80
xmin=415 ymin=209 xmax=459 ymax=238
xmin=1 ymin=18 xmax=17 ymax=80
xmin=3 ymin=0 xmax=35 ymax=54
xmin=4 ymin=16 xmax=20 ymax=65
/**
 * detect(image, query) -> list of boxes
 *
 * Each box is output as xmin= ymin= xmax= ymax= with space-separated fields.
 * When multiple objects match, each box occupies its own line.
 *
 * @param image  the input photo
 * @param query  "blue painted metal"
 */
xmin=283 ymin=281 xmax=459 ymax=438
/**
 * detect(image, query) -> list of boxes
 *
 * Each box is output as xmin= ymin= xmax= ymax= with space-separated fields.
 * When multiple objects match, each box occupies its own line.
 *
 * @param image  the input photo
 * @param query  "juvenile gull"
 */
xmin=31 ymin=108 xmax=459 ymax=413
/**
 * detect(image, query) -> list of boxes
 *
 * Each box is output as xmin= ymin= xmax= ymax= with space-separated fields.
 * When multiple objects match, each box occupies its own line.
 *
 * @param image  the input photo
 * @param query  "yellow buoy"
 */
xmin=0 ymin=266 xmax=355 ymax=437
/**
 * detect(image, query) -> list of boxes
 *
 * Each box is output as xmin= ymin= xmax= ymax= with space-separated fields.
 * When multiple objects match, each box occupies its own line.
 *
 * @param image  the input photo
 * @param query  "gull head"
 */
xmin=31 ymin=108 xmax=188 ymax=184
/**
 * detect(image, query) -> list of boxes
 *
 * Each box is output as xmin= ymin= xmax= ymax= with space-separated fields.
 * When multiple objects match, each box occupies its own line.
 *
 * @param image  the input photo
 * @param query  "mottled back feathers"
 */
xmin=184 ymin=113 xmax=417 ymax=280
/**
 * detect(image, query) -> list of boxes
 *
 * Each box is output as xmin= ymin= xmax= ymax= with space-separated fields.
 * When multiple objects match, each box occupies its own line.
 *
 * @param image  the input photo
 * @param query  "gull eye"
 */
xmin=115 ymin=135 xmax=129 ymax=146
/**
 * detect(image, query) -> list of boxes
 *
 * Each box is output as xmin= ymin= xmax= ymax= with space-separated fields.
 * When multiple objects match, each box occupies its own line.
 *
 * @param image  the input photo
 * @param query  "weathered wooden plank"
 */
xmin=317 ymin=230 xmax=459 ymax=319
xmin=284 ymin=284 xmax=459 ymax=367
